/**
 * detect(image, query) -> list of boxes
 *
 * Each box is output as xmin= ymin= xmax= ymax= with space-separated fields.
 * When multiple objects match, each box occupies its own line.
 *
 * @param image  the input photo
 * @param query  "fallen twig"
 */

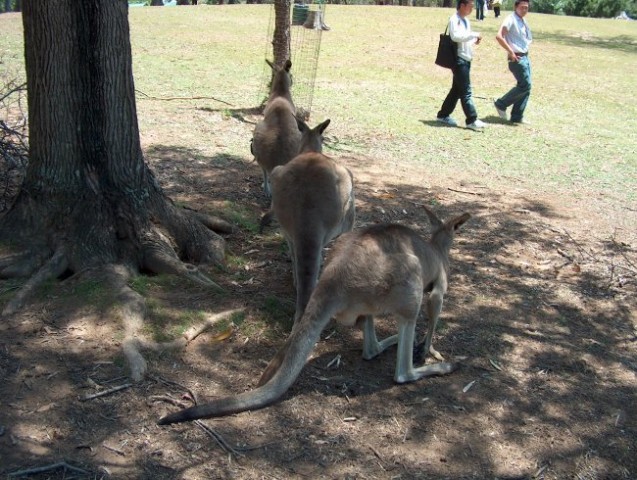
xmin=562 ymin=229 xmax=596 ymax=262
xmin=368 ymin=444 xmax=384 ymax=462
xmin=8 ymin=461 xmax=89 ymax=477
xmin=136 ymin=89 xmax=234 ymax=106
xmin=326 ymin=354 xmax=341 ymax=369
xmin=102 ymin=443 xmax=126 ymax=456
xmin=195 ymin=420 xmax=243 ymax=457
xmin=151 ymin=375 xmax=198 ymax=405
xmin=79 ymin=383 xmax=132 ymax=402
xmin=149 ymin=394 xmax=189 ymax=409
xmin=183 ymin=308 xmax=243 ymax=344
xmin=447 ymin=187 xmax=482 ymax=196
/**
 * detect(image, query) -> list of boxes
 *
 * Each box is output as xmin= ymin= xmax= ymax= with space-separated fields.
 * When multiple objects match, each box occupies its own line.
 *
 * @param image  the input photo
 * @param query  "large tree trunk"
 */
xmin=272 ymin=0 xmax=292 ymax=68
xmin=0 ymin=0 xmax=231 ymax=378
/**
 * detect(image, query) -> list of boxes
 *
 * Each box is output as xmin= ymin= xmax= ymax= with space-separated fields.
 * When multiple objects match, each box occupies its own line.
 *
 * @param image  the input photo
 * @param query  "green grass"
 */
xmin=1 ymin=6 xmax=635 ymax=202
xmin=219 ymin=200 xmax=260 ymax=233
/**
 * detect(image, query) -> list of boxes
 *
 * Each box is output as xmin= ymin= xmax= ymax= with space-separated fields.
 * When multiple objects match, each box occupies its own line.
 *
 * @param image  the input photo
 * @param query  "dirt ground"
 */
xmin=1 ymin=106 xmax=636 ymax=480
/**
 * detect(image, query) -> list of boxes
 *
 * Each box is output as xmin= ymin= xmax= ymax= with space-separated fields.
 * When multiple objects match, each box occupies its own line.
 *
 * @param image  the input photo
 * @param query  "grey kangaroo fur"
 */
xmin=251 ymin=59 xmax=301 ymax=197
xmin=270 ymin=117 xmax=356 ymax=322
xmin=158 ymin=207 xmax=469 ymax=425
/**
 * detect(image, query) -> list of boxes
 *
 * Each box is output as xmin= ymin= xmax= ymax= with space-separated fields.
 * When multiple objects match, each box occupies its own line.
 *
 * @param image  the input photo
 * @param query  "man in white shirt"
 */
xmin=436 ymin=0 xmax=486 ymax=131
xmin=494 ymin=0 xmax=533 ymax=124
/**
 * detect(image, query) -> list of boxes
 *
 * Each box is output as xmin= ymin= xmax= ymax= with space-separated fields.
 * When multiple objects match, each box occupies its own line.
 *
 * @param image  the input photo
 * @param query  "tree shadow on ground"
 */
xmin=1 ymin=145 xmax=635 ymax=479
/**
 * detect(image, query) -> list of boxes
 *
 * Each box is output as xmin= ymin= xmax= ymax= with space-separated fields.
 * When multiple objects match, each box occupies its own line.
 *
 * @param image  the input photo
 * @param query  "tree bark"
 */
xmin=2 ymin=0 xmax=229 ymax=294
xmin=0 ymin=0 xmax=232 ymax=379
xmin=272 ymin=0 xmax=292 ymax=68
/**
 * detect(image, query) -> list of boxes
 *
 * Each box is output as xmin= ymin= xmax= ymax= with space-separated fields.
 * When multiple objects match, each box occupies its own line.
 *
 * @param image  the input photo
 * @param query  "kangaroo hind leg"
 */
xmin=394 ymin=317 xmax=456 ymax=384
xmin=360 ymin=315 xmax=398 ymax=360
xmin=423 ymin=287 xmax=445 ymax=361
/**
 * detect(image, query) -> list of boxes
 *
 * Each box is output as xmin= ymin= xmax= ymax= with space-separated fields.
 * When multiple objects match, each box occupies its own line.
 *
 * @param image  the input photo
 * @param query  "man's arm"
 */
xmin=496 ymin=25 xmax=519 ymax=61
xmin=449 ymin=18 xmax=480 ymax=44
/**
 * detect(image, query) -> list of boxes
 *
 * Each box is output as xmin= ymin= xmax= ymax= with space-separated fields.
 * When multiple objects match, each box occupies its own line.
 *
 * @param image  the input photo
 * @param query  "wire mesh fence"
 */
xmin=259 ymin=1 xmax=326 ymax=120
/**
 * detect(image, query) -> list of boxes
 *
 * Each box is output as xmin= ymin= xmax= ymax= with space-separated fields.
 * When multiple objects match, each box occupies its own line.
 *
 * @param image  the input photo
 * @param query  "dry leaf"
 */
xmin=210 ymin=327 xmax=233 ymax=343
xmin=462 ymin=380 xmax=476 ymax=393
xmin=489 ymin=358 xmax=503 ymax=371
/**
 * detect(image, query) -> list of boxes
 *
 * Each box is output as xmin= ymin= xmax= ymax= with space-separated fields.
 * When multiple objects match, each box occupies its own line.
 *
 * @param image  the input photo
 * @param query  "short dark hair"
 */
xmin=514 ymin=0 xmax=530 ymax=5
xmin=456 ymin=0 xmax=473 ymax=9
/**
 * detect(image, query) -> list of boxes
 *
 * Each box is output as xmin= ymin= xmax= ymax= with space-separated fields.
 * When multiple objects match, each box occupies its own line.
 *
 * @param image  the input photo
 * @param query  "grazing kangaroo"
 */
xmin=158 ymin=208 xmax=469 ymax=425
xmin=270 ymin=117 xmax=356 ymax=322
xmin=251 ymin=59 xmax=301 ymax=197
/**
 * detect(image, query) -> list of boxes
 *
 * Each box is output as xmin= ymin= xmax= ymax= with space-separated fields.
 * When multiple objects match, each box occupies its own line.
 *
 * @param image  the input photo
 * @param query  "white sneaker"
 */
xmin=436 ymin=116 xmax=458 ymax=127
xmin=494 ymin=100 xmax=507 ymax=120
xmin=467 ymin=119 xmax=486 ymax=131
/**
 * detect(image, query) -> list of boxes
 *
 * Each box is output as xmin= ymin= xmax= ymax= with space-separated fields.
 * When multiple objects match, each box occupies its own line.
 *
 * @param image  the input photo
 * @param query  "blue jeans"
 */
xmin=437 ymin=58 xmax=478 ymax=125
xmin=495 ymin=55 xmax=532 ymax=123
xmin=476 ymin=1 xmax=484 ymax=20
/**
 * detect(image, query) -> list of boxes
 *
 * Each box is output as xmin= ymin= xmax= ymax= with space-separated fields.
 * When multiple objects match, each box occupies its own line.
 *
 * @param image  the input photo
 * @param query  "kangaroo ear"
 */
xmin=296 ymin=116 xmax=309 ymax=133
xmin=317 ymin=119 xmax=331 ymax=135
xmin=284 ymin=59 xmax=292 ymax=72
xmin=266 ymin=59 xmax=275 ymax=70
xmin=423 ymin=205 xmax=444 ymax=229
xmin=449 ymin=213 xmax=471 ymax=231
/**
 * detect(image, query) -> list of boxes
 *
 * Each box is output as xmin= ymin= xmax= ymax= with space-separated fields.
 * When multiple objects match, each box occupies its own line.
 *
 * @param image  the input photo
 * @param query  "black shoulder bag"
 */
xmin=435 ymin=25 xmax=457 ymax=69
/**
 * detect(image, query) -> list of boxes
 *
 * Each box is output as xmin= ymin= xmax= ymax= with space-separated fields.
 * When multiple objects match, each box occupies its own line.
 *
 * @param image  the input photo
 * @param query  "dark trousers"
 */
xmin=476 ymin=1 xmax=484 ymax=20
xmin=494 ymin=6 xmax=501 ymax=17
xmin=437 ymin=58 xmax=478 ymax=125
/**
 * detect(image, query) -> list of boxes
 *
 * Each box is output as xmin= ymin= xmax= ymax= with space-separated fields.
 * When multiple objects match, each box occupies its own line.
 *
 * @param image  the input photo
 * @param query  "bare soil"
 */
xmin=1 ymin=109 xmax=636 ymax=480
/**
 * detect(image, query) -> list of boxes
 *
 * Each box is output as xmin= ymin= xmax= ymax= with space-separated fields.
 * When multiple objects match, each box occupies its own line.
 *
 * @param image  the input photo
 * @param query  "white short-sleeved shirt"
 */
xmin=502 ymin=13 xmax=532 ymax=54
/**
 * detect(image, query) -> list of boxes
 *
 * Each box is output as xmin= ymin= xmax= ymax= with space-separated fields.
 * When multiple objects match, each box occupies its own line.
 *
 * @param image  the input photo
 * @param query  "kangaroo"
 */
xmin=251 ymin=59 xmax=301 ymax=197
xmin=269 ymin=118 xmax=355 ymax=322
xmin=158 ymin=208 xmax=469 ymax=425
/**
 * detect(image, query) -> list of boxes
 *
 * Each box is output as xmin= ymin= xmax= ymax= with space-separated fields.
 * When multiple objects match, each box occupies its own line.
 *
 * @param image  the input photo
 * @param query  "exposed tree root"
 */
xmin=187 ymin=209 xmax=235 ymax=235
xmin=2 ymin=248 xmax=68 ymax=317
xmin=0 ymin=251 xmax=31 ymax=270
xmin=0 ymin=250 xmax=47 ymax=279
xmin=103 ymin=264 xmax=242 ymax=382
xmin=141 ymin=229 xmax=224 ymax=291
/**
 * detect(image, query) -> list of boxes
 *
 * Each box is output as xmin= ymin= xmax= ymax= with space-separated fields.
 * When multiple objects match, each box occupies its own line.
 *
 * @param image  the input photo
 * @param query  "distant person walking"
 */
xmin=492 ymin=0 xmax=502 ymax=17
xmin=494 ymin=0 xmax=533 ymax=124
xmin=476 ymin=0 xmax=484 ymax=20
xmin=436 ymin=0 xmax=486 ymax=131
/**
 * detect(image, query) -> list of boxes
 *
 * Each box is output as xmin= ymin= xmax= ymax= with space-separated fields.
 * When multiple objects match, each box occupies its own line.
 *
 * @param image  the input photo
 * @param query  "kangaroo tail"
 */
xmin=157 ymin=295 xmax=337 ymax=425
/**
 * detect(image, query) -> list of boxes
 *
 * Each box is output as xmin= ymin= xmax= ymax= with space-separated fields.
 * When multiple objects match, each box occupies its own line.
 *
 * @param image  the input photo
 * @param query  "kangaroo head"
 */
xmin=297 ymin=118 xmax=331 ymax=154
xmin=266 ymin=59 xmax=293 ymax=98
xmin=424 ymin=206 xmax=471 ymax=252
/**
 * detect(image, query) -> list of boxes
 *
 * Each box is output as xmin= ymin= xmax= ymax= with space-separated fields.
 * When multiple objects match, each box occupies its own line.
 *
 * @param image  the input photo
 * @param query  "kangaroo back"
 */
xmin=270 ymin=119 xmax=355 ymax=321
xmin=252 ymin=59 xmax=301 ymax=196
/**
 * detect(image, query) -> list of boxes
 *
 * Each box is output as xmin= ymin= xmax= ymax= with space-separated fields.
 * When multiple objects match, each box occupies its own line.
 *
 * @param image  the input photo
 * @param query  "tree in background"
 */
xmin=273 ymin=0 xmax=292 ymax=68
xmin=1 ymin=0 xmax=21 ymax=12
xmin=0 ymin=0 xmax=231 ymax=379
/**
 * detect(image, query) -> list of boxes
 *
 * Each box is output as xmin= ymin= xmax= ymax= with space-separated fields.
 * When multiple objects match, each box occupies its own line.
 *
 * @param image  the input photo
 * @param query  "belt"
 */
xmin=514 ymin=52 xmax=528 ymax=56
